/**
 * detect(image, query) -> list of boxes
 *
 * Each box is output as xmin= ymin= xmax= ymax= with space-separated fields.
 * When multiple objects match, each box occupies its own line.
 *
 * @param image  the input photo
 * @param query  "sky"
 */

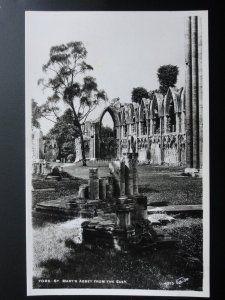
xmin=26 ymin=11 xmax=189 ymax=135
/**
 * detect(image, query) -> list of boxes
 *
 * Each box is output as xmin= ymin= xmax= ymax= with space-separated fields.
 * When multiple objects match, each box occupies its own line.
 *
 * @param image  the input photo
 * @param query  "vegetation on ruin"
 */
xmin=38 ymin=42 xmax=108 ymax=166
xmin=44 ymin=109 xmax=78 ymax=161
xmin=100 ymin=126 xmax=118 ymax=159
xmin=131 ymin=87 xmax=149 ymax=104
xmin=157 ymin=65 xmax=179 ymax=95
xmin=32 ymin=99 xmax=42 ymax=129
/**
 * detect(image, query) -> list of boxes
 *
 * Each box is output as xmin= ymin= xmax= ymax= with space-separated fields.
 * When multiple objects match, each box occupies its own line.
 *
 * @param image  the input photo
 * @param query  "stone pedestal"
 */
xmin=89 ymin=168 xmax=99 ymax=200
xmin=131 ymin=194 xmax=148 ymax=221
xmin=116 ymin=206 xmax=131 ymax=228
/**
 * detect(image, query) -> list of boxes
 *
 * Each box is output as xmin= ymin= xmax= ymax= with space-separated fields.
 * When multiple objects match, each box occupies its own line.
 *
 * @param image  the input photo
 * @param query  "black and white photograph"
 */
xmin=25 ymin=11 xmax=209 ymax=297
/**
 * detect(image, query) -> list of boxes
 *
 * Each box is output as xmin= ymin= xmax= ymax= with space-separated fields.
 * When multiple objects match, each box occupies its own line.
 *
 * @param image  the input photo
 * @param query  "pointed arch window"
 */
xmin=167 ymin=100 xmax=176 ymax=132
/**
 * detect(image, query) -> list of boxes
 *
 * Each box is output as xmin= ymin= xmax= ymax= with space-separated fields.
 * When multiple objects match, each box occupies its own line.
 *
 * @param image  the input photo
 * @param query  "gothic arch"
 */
xmin=99 ymin=105 xmax=120 ymax=128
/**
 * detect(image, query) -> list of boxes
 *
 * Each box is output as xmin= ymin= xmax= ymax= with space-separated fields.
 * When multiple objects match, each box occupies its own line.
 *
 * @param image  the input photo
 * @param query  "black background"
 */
xmin=0 ymin=0 xmax=223 ymax=300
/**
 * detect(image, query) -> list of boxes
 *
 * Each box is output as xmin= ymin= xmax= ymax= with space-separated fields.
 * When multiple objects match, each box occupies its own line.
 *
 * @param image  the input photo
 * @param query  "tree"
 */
xmin=100 ymin=126 xmax=117 ymax=159
xmin=131 ymin=87 xmax=149 ymax=104
xmin=38 ymin=42 xmax=107 ymax=166
xmin=45 ymin=109 xmax=79 ymax=161
xmin=32 ymin=99 xmax=42 ymax=128
xmin=157 ymin=65 xmax=179 ymax=95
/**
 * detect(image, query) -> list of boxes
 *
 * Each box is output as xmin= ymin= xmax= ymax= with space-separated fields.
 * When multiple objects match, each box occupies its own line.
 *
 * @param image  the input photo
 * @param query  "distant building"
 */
xmin=43 ymin=138 xmax=59 ymax=162
xmin=32 ymin=128 xmax=44 ymax=162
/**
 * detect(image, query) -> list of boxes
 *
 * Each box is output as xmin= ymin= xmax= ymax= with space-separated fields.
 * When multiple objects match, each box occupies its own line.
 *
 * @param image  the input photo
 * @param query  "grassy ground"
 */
xmin=64 ymin=164 xmax=202 ymax=205
xmin=32 ymin=177 xmax=86 ymax=209
xmin=33 ymin=217 xmax=203 ymax=290
xmin=32 ymin=165 xmax=203 ymax=291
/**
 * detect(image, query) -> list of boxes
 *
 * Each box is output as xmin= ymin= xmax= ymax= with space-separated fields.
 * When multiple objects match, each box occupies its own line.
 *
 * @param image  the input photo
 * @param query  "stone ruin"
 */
xmin=34 ymin=149 xmax=177 ymax=251
xmin=75 ymin=152 xmax=177 ymax=252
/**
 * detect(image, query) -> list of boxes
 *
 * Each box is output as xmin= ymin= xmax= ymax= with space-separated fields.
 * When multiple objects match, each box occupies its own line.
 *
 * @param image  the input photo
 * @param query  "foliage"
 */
xmin=157 ymin=65 xmax=179 ymax=95
xmin=131 ymin=87 xmax=149 ymax=104
xmin=100 ymin=126 xmax=117 ymax=159
xmin=149 ymin=89 xmax=159 ymax=100
xmin=44 ymin=109 xmax=78 ymax=161
xmin=67 ymin=153 xmax=75 ymax=162
xmin=38 ymin=41 xmax=108 ymax=165
xmin=32 ymin=99 xmax=42 ymax=128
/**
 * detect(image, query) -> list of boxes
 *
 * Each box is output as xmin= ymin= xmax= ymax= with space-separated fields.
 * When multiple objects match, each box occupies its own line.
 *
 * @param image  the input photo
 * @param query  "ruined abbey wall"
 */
xmin=75 ymin=87 xmax=187 ymax=166
xmin=75 ymin=15 xmax=203 ymax=170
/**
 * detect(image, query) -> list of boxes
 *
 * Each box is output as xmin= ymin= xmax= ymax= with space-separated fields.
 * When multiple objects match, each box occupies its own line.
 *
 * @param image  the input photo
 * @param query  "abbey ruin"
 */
xmin=75 ymin=16 xmax=203 ymax=173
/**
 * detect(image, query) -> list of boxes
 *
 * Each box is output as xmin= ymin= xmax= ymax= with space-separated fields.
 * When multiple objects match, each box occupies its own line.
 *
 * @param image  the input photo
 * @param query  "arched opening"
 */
xmin=152 ymin=100 xmax=160 ymax=134
xmin=167 ymin=100 xmax=176 ymax=132
xmin=99 ymin=110 xmax=117 ymax=159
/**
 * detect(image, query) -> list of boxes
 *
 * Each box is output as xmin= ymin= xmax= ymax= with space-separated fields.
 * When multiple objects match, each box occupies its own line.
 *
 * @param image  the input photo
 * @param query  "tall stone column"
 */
xmin=89 ymin=168 xmax=99 ymax=200
xmin=132 ymin=153 xmax=139 ymax=194
xmin=185 ymin=16 xmax=193 ymax=168
xmin=191 ymin=16 xmax=199 ymax=169
xmin=198 ymin=17 xmax=203 ymax=170
xmin=125 ymin=153 xmax=134 ymax=195
xmin=160 ymin=117 xmax=164 ymax=165
xmin=164 ymin=116 xmax=167 ymax=134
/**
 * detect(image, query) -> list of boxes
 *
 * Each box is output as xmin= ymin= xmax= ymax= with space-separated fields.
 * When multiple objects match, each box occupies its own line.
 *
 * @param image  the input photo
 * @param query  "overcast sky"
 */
xmin=26 ymin=11 xmax=201 ymax=134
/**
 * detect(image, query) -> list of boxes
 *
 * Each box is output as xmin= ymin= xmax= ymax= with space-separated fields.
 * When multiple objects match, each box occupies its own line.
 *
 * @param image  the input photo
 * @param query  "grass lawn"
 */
xmin=33 ymin=217 xmax=203 ymax=290
xmin=63 ymin=164 xmax=202 ymax=205
xmin=31 ymin=165 xmax=203 ymax=291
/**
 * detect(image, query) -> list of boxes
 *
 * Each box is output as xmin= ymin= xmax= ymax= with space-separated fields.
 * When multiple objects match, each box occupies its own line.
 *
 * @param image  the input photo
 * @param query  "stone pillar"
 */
xmin=106 ymin=174 xmax=114 ymax=199
xmin=124 ymin=153 xmax=139 ymax=196
xmin=120 ymin=160 xmax=126 ymax=196
xmin=125 ymin=153 xmax=134 ymax=195
xmin=132 ymin=153 xmax=139 ymax=195
xmin=109 ymin=160 xmax=125 ymax=196
xmin=185 ymin=16 xmax=193 ymax=168
xmin=160 ymin=117 xmax=164 ymax=165
xmin=198 ymin=17 xmax=203 ymax=170
xmin=132 ymin=194 xmax=148 ymax=221
xmin=99 ymin=177 xmax=107 ymax=200
xmin=191 ymin=16 xmax=199 ymax=169
xmin=89 ymin=168 xmax=99 ymax=200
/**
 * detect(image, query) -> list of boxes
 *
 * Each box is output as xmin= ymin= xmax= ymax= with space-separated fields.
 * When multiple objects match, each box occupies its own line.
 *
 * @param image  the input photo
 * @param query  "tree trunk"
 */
xmin=79 ymin=130 xmax=87 ymax=166
xmin=70 ymin=103 xmax=87 ymax=166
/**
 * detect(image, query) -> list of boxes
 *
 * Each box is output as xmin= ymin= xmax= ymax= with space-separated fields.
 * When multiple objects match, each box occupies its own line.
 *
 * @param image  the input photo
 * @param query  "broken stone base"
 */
xmin=81 ymin=213 xmax=177 ymax=252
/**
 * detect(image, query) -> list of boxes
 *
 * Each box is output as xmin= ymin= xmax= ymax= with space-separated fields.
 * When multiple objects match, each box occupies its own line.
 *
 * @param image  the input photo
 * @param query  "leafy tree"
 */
xmin=38 ymin=42 xmax=107 ymax=166
xmin=32 ymin=99 xmax=42 ymax=128
xmin=157 ymin=65 xmax=179 ymax=95
xmin=131 ymin=87 xmax=149 ymax=104
xmin=45 ymin=109 xmax=78 ymax=161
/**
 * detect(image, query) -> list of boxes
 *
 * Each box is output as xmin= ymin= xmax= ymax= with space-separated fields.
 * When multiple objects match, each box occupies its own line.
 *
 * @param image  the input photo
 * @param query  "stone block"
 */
xmin=78 ymin=184 xmax=89 ymax=199
xmin=131 ymin=194 xmax=148 ymax=221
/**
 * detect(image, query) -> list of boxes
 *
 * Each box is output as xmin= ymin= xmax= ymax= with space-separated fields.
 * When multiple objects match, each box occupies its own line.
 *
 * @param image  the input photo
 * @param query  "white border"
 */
xmin=26 ymin=10 xmax=209 ymax=297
